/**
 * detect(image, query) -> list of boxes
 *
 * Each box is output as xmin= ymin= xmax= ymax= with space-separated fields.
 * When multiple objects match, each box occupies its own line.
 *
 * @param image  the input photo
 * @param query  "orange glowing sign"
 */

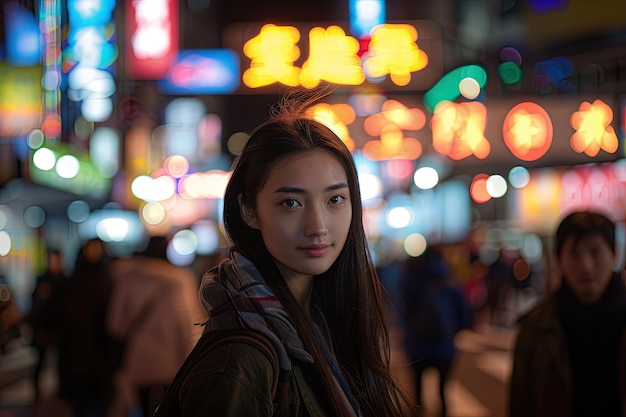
xmin=242 ymin=24 xmax=301 ymax=88
xmin=569 ymin=99 xmax=618 ymax=157
xmin=362 ymin=100 xmax=425 ymax=160
xmin=307 ymin=103 xmax=356 ymax=151
xmin=431 ymin=101 xmax=490 ymax=160
xmin=362 ymin=24 xmax=428 ymax=86
xmin=503 ymin=102 xmax=553 ymax=161
xmin=300 ymin=26 xmax=365 ymax=88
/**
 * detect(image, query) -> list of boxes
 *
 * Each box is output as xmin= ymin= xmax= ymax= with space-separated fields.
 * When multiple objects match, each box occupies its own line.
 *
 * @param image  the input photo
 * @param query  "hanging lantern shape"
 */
xmin=503 ymin=102 xmax=553 ymax=161
xmin=569 ymin=99 xmax=618 ymax=157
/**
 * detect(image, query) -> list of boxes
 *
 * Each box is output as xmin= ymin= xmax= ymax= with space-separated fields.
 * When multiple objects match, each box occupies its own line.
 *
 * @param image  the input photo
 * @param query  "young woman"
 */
xmin=155 ymin=88 xmax=418 ymax=417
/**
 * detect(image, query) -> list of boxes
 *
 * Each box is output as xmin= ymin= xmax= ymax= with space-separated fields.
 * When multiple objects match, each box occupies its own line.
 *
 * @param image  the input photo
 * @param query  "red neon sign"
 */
xmin=126 ymin=0 xmax=178 ymax=79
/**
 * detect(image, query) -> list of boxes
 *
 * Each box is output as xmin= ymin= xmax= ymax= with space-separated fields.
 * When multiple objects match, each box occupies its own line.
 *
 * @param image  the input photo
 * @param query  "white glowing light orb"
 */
xmin=459 ymin=77 xmax=481 ymax=100
xmin=0 ymin=231 xmax=12 ymax=256
xmin=359 ymin=172 xmax=383 ymax=201
xmin=486 ymin=174 xmax=508 ymax=198
xmin=56 ymin=155 xmax=80 ymax=179
xmin=142 ymin=202 xmax=166 ymax=225
xmin=404 ymin=233 xmax=427 ymax=257
xmin=414 ymin=166 xmax=439 ymax=190
xmin=387 ymin=206 xmax=412 ymax=229
xmin=131 ymin=175 xmax=176 ymax=202
xmin=96 ymin=218 xmax=129 ymax=242
xmin=33 ymin=148 xmax=56 ymax=171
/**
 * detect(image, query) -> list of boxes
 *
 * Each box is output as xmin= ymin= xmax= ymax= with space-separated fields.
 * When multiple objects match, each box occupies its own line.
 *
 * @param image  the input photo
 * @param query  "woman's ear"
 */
xmin=238 ymin=194 xmax=259 ymax=229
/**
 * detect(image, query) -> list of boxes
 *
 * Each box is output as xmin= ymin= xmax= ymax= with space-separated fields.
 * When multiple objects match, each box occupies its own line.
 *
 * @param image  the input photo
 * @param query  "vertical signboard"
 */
xmin=126 ymin=0 xmax=179 ymax=79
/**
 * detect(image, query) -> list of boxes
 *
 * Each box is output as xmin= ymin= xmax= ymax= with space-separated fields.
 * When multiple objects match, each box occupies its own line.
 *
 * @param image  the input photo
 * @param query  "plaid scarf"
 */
xmin=199 ymin=252 xmax=363 ymax=417
xmin=199 ymin=251 xmax=313 ymax=371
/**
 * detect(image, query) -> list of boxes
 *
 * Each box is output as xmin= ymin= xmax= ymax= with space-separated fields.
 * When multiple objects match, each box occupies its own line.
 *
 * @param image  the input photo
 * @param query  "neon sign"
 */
xmin=126 ymin=0 xmax=178 ymax=79
xmin=224 ymin=20 xmax=442 ymax=92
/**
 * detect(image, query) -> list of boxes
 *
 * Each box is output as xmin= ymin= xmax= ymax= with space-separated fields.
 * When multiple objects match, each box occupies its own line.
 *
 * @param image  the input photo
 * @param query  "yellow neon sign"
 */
xmin=241 ymin=23 xmax=429 ymax=89
xmin=242 ymin=24 xmax=301 ymax=88
xmin=300 ymin=26 xmax=365 ymax=88
xmin=363 ymin=24 xmax=428 ymax=86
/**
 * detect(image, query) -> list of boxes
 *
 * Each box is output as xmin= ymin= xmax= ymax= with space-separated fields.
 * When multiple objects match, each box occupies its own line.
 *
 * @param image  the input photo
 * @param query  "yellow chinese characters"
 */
xmin=362 ymin=24 xmax=428 ymax=86
xmin=300 ymin=26 xmax=365 ymax=88
xmin=431 ymin=101 xmax=490 ymax=160
xmin=570 ymin=99 xmax=618 ymax=157
xmin=243 ymin=24 xmax=301 ymax=88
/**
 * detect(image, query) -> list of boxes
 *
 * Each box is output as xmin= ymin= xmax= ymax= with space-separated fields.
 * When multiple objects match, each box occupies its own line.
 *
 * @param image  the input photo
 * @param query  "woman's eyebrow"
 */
xmin=273 ymin=182 xmax=349 ymax=194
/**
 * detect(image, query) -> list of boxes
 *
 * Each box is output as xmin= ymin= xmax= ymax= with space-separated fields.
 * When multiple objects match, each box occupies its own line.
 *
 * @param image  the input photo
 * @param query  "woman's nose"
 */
xmin=304 ymin=206 xmax=328 ymax=237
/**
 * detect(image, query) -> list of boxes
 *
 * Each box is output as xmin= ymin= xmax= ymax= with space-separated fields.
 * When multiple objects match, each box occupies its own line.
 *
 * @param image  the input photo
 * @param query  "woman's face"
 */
xmin=242 ymin=149 xmax=352 ymax=283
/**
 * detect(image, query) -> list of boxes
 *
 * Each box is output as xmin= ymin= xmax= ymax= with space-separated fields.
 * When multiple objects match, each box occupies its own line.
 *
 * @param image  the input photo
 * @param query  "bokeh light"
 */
xmin=508 ymin=166 xmax=531 ymax=189
xmin=55 ymin=155 xmax=80 ymax=179
xmin=32 ymin=148 xmax=56 ymax=171
xmin=470 ymin=173 xmax=491 ymax=203
xmin=486 ymin=174 xmax=508 ymax=198
xmin=67 ymin=200 xmax=91 ymax=223
xmin=0 ymin=231 xmax=11 ymax=256
xmin=386 ymin=206 xmax=412 ymax=229
xmin=404 ymin=233 xmax=427 ymax=257
xmin=413 ymin=166 xmax=439 ymax=189
xmin=23 ymin=205 xmax=46 ymax=228
xmin=141 ymin=202 xmax=167 ymax=226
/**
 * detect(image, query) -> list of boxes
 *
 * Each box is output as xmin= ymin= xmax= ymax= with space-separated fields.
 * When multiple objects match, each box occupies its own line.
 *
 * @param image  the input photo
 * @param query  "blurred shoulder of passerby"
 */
xmin=400 ymin=245 xmax=473 ymax=417
xmin=509 ymin=211 xmax=626 ymax=417
xmin=106 ymin=235 xmax=206 ymax=417
xmin=28 ymin=249 xmax=65 ymax=344
xmin=55 ymin=238 xmax=118 ymax=417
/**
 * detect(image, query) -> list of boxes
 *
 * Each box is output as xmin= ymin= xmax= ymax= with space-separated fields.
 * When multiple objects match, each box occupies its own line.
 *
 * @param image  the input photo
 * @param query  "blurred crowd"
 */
xmin=1 ymin=236 xmax=207 ymax=417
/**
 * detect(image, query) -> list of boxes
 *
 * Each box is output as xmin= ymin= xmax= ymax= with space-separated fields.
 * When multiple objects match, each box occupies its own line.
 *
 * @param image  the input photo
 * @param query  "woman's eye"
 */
xmin=281 ymin=199 xmax=300 ymax=208
xmin=329 ymin=195 xmax=345 ymax=205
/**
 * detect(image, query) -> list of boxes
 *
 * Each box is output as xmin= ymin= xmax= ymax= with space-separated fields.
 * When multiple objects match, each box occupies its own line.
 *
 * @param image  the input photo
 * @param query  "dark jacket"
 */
xmin=156 ymin=252 xmax=352 ymax=417
xmin=509 ymin=285 xmax=626 ymax=417
xmin=172 ymin=330 xmax=331 ymax=417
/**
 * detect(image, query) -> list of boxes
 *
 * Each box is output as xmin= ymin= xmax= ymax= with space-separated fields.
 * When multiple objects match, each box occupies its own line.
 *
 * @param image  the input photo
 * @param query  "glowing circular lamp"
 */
xmin=503 ymin=102 xmax=553 ymax=161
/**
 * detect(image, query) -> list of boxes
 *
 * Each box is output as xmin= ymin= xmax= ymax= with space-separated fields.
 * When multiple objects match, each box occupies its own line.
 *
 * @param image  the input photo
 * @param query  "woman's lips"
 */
xmin=299 ymin=244 xmax=330 ymax=256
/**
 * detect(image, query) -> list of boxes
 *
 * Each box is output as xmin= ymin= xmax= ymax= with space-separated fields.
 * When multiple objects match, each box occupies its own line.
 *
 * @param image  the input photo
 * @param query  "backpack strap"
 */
xmin=221 ymin=331 xmax=283 ymax=415
xmin=154 ymin=329 xmax=286 ymax=417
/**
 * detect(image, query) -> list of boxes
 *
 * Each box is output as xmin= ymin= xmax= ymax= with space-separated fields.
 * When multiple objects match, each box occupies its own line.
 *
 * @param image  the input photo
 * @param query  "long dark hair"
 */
xmin=223 ymin=87 xmax=417 ymax=417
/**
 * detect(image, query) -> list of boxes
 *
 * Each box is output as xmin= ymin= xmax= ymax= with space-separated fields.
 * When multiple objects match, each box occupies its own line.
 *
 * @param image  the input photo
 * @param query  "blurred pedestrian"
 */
xmin=484 ymin=249 xmax=515 ymax=326
xmin=106 ymin=236 xmax=205 ymax=417
xmin=509 ymin=211 xmax=626 ymax=417
xmin=399 ymin=245 xmax=473 ymax=417
xmin=54 ymin=238 xmax=119 ymax=417
xmin=26 ymin=248 xmax=65 ymax=402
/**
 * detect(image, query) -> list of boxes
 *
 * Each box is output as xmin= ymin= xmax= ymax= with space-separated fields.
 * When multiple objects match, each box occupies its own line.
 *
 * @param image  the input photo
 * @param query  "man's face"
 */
xmin=558 ymin=234 xmax=615 ymax=306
